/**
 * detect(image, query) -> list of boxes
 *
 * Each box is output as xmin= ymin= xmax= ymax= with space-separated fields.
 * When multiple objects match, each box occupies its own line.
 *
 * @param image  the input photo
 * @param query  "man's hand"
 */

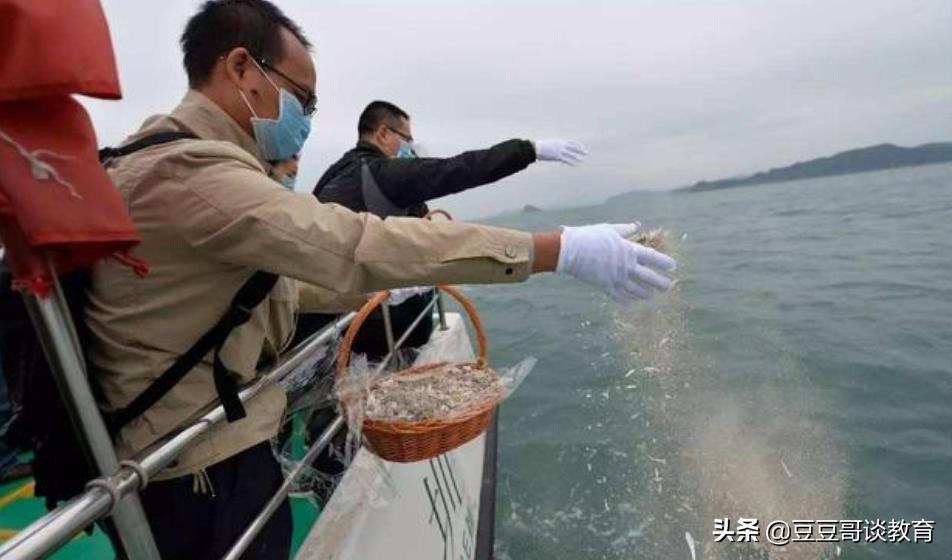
xmin=551 ymin=223 xmax=677 ymax=303
xmin=533 ymin=139 xmax=588 ymax=166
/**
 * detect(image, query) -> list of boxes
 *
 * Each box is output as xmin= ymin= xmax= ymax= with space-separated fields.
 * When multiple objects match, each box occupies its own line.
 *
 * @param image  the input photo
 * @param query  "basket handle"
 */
xmin=336 ymin=285 xmax=488 ymax=384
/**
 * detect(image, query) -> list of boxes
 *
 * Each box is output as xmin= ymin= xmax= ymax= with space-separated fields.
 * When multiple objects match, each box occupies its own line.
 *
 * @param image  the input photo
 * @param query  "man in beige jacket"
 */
xmin=87 ymin=1 xmax=676 ymax=557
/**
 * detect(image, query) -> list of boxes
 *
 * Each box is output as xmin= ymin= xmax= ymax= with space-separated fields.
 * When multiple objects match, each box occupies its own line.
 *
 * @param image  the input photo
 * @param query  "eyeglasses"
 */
xmin=386 ymin=126 xmax=413 ymax=143
xmin=258 ymin=58 xmax=317 ymax=115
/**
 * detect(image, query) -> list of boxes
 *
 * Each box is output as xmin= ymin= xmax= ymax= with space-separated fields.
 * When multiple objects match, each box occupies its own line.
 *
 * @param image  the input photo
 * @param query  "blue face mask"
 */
xmin=396 ymin=140 xmax=417 ymax=159
xmin=238 ymin=63 xmax=312 ymax=161
xmin=277 ymin=174 xmax=296 ymax=190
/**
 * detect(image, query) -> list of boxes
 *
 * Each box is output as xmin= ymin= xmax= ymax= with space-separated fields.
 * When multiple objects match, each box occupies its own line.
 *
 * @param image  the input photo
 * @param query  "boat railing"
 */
xmin=0 ymin=277 xmax=448 ymax=560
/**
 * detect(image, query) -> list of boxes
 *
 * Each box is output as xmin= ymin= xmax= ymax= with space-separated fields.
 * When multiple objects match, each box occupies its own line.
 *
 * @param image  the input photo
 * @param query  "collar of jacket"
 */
xmin=169 ymin=90 xmax=271 ymax=173
xmin=353 ymin=139 xmax=387 ymax=159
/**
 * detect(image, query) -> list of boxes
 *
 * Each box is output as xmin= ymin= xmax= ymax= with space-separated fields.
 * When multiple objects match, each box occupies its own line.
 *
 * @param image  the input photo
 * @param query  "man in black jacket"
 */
xmin=307 ymin=100 xmax=587 ymax=358
xmin=314 ymin=100 xmax=586 ymax=217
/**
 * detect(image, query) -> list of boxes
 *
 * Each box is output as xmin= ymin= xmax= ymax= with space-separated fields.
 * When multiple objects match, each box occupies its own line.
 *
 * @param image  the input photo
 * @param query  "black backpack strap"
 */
xmin=98 ymin=131 xmax=198 ymax=162
xmin=98 ymin=131 xmax=279 ymax=434
xmin=107 ymin=271 xmax=279 ymax=434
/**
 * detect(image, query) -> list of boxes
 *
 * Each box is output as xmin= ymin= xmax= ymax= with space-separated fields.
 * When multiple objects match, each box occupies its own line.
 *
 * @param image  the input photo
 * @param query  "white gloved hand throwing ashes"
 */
xmin=556 ymin=223 xmax=677 ymax=303
xmin=533 ymin=139 xmax=588 ymax=166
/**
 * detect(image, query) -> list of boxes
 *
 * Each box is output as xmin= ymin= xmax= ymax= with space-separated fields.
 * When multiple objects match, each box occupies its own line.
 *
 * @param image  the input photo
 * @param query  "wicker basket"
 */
xmin=336 ymin=285 xmax=501 ymax=463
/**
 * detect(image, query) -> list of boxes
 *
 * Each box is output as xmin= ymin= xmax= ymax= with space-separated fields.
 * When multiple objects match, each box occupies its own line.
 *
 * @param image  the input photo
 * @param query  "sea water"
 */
xmin=472 ymin=163 xmax=952 ymax=559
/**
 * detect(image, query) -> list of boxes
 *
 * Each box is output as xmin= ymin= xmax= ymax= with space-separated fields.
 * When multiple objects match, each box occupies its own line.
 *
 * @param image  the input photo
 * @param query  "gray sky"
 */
xmin=82 ymin=0 xmax=952 ymax=218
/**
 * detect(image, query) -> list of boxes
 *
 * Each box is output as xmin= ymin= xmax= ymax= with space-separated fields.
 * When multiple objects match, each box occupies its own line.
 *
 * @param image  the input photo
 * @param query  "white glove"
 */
xmin=533 ymin=139 xmax=588 ymax=166
xmin=386 ymin=287 xmax=433 ymax=306
xmin=556 ymin=223 xmax=677 ymax=303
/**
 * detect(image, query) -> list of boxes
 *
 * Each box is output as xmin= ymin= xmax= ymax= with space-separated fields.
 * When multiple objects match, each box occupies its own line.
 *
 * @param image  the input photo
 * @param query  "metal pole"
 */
xmin=136 ymin=312 xmax=356 ymax=476
xmin=221 ymin=296 xmax=440 ymax=560
xmin=379 ymin=303 xmax=397 ymax=362
xmin=435 ymin=289 xmax=449 ymax=331
xmin=0 ymin=489 xmax=113 ymax=560
xmin=221 ymin=416 xmax=345 ymax=560
xmin=373 ymin=295 xmax=438 ymax=373
xmin=0 ymin=312 xmax=356 ymax=559
xmin=22 ymin=276 xmax=161 ymax=560
xmin=0 ymin=465 xmax=145 ymax=560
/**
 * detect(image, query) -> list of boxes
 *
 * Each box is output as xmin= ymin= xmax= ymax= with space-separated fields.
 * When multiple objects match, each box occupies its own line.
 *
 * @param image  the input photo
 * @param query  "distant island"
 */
xmin=521 ymin=204 xmax=543 ymax=213
xmin=686 ymin=142 xmax=952 ymax=192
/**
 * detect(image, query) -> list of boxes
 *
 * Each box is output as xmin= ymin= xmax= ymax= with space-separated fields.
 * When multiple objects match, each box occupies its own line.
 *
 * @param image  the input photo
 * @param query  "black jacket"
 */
xmin=306 ymin=138 xmax=535 ymax=358
xmin=313 ymin=139 xmax=536 ymax=216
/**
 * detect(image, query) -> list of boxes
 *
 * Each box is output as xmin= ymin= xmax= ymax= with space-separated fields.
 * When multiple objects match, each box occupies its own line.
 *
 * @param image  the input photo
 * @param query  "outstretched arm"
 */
xmin=372 ymin=139 xmax=537 ymax=208
xmin=177 ymin=155 xmax=674 ymax=305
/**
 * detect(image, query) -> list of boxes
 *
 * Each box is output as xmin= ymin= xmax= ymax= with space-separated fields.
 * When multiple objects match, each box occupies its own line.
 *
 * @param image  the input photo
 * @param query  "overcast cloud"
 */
xmin=82 ymin=0 xmax=952 ymax=218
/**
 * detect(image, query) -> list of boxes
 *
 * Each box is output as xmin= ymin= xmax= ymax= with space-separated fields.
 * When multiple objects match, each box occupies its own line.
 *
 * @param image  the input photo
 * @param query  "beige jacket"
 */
xmin=87 ymin=91 xmax=533 ymax=478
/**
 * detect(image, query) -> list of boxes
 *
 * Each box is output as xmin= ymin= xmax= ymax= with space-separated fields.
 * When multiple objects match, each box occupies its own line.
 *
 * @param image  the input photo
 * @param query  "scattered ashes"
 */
xmin=628 ymin=227 xmax=670 ymax=252
xmin=364 ymin=363 xmax=502 ymax=422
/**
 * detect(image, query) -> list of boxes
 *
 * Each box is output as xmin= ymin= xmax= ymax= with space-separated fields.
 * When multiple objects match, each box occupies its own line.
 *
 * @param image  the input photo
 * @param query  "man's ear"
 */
xmin=223 ymin=47 xmax=252 ymax=86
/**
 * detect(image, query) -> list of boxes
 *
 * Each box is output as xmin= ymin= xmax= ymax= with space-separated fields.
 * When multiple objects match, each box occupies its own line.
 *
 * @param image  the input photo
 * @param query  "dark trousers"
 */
xmin=139 ymin=442 xmax=291 ymax=560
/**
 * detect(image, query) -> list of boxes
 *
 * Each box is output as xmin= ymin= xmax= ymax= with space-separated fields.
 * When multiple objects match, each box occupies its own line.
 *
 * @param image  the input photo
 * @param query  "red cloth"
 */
xmin=0 ymin=0 xmax=144 ymax=297
xmin=0 ymin=97 xmax=146 ymax=296
xmin=0 ymin=0 xmax=121 ymax=101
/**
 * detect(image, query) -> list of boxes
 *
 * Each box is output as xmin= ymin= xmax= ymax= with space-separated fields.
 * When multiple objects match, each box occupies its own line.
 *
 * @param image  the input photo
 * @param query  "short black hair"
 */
xmin=181 ymin=0 xmax=311 ymax=87
xmin=358 ymin=101 xmax=410 ymax=137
